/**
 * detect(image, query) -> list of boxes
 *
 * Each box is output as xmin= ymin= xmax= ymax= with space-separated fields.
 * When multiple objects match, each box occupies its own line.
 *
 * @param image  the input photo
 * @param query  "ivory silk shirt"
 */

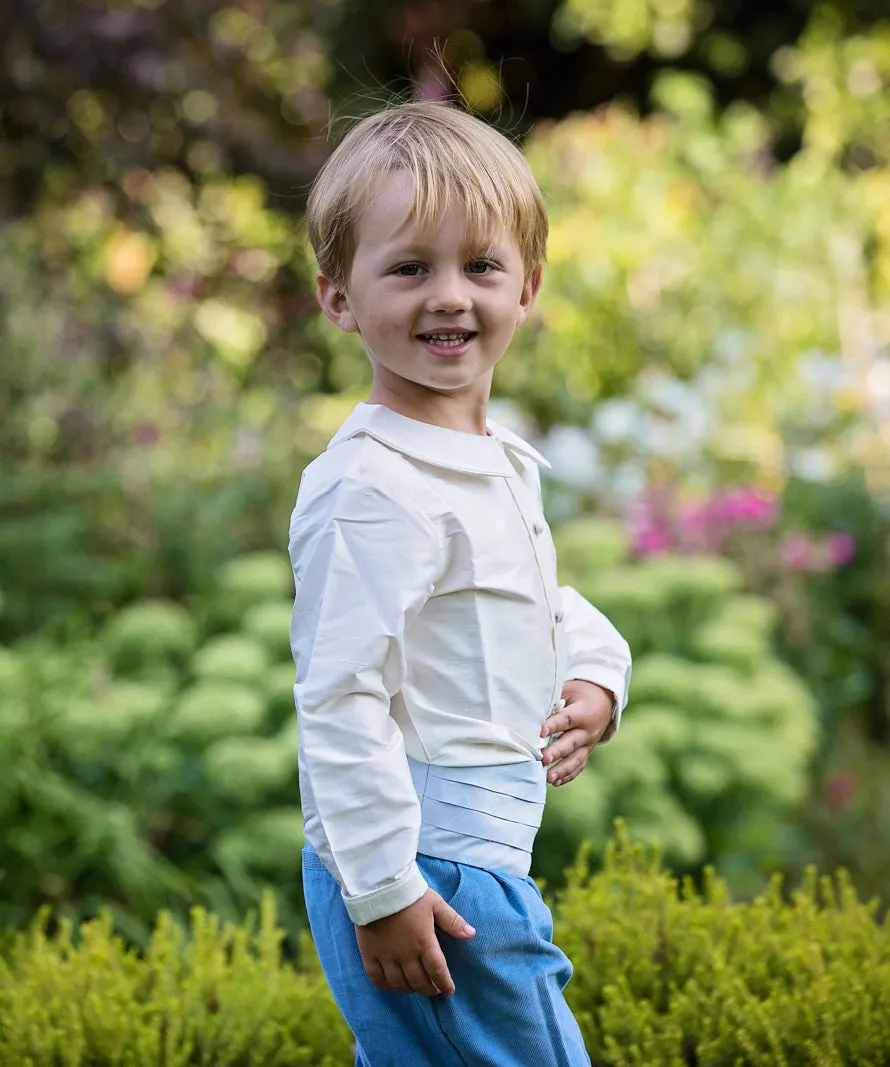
xmin=289 ymin=402 xmax=632 ymax=924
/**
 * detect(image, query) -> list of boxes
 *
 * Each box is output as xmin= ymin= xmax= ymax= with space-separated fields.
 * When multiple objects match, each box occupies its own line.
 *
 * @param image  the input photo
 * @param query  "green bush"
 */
xmin=208 ymin=553 xmax=295 ymax=631
xmin=1 ymin=832 xmax=888 ymax=1066
xmin=0 ymin=554 xmax=301 ymax=943
xmin=0 ymin=524 xmax=821 ymax=940
xmin=167 ymin=682 xmax=267 ymax=744
xmin=537 ymin=518 xmax=819 ymax=895
xmin=242 ymin=601 xmax=296 ymax=662
xmin=0 ymin=467 xmax=300 ymax=643
xmin=191 ymin=635 xmax=270 ymax=686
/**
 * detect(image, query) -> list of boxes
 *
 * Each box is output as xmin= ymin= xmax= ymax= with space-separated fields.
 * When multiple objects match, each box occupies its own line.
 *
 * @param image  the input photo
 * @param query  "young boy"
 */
xmin=289 ymin=101 xmax=632 ymax=1067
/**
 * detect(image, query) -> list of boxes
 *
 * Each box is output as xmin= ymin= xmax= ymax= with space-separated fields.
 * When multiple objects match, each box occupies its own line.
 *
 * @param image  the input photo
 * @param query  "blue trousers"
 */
xmin=302 ymin=845 xmax=591 ymax=1067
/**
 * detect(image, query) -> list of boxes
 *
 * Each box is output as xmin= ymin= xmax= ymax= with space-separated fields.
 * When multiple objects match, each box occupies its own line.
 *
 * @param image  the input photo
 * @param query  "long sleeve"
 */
xmin=290 ymin=478 xmax=443 ymax=924
xmin=559 ymin=584 xmax=632 ymax=742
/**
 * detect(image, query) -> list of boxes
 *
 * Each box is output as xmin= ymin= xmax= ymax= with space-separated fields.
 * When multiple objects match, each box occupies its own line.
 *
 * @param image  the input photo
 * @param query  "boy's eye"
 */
xmin=394 ymin=263 xmax=424 ymax=276
xmin=466 ymin=260 xmax=495 ymax=275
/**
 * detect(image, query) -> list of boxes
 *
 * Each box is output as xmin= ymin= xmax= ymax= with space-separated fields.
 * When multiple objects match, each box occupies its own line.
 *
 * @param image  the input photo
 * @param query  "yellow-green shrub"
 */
xmin=556 ymin=829 xmax=890 ymax=1066
xmin=0 ymin=895 xmax=352 ymax=1067
xmin=1 ymin=831 xmax=888 ymax=1066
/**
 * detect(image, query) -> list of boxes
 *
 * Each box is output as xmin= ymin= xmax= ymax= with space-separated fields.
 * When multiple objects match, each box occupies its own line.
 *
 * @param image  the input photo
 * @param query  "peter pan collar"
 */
xmin=327 ymin=402 xmax=551 ymax=477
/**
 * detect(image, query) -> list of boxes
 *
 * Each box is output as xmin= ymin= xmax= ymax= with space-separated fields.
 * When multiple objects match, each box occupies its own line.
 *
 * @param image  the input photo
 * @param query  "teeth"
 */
xmin=424 ymin=332 xmax=469 ymax=342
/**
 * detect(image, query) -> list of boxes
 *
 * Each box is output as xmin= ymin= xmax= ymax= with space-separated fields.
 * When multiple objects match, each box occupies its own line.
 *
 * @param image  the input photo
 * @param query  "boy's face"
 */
xmin=317 ymin=170 xmax=542 ymax=411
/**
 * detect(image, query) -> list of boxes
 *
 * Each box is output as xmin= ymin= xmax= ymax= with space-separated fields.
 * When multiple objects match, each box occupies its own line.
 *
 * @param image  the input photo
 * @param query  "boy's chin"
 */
xmin=369 ymin=353 xmax=498 ymax=394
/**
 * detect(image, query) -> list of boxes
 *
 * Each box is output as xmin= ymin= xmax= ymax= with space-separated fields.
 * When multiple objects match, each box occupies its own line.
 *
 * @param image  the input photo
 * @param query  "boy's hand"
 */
xmin=540 ymin=679 xmax=615 ymax=786
xmin=355 ymin=889 xmax=476 ymax=997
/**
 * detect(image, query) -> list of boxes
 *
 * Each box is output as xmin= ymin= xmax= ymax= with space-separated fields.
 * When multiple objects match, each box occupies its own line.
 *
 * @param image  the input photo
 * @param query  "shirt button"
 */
xmin=532 ymin=521 xmax=545 ymax=535
xmin=554 ymin=610 xmax=564 ymax=624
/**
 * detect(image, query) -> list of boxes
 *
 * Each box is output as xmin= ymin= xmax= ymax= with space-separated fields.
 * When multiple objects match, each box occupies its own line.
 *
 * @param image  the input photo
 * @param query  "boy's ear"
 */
xmin=316 ymin=273 xmax=358 ymax=333
xmin=516 ymin=264 xmax=543 ymax=325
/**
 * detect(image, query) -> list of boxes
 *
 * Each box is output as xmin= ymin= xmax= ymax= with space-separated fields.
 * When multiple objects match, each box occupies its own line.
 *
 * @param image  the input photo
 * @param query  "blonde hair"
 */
xmin=306 ymin=101 xmax=548 ymax=291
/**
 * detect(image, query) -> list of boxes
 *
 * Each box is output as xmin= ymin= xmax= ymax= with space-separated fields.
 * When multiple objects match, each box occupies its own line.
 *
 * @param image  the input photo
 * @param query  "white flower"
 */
xmin=539 ymin=425 xmax=601 ymax=487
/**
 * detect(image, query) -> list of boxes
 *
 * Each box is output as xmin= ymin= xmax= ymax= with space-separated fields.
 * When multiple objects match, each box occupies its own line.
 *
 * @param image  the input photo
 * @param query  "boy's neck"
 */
xmin=366 ymin=379 xmax=491 ymax=437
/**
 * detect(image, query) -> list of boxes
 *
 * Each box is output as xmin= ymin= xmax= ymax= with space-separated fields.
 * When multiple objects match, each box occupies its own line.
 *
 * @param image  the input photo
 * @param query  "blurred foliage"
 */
xmin=626 ymin=473 xmax=890 ymax=747
xmin=0 ymin=526 xmax=821 ymax=939
xmin=799 ymin=730 xmax=890 ymax=911
xmin=4 ymin=31 xmax=887 ymax=516
xmin=612 ymin=471 xmax=890 ymax=900
xmin=0 ymin=552 xmax=303 ymax=945
xmin=536 ymin=518 xmax=819 ymax=897
xmin=4 ymin=1 xmax=887 ymax=218
xmin=776 ymin=5 xmax=890 ymax=167
xmin=2 ymin=4 xmax=887 ymax=636
xmin=0 ymin=463 xmax=300 ymax=642
xmin=751 ymin=474 xmax=890 ymax=748
xmin=3 ymin=833 xmax=890 ymax=1066
xmin=554 ymin=0 xmax=890 ymax=163
xmin=510 ymin=88 xmax=889 ymax=469
xmin=750 ymin=475 xmax=890 ymax=901
xmin=0 ymin=165 xmax=327 ymax=465
xmin=0 ymin=0 xmax=337 ymax=216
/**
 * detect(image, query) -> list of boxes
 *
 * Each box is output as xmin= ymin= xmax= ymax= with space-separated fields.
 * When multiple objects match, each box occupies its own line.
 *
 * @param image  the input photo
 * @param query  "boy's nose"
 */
xmin=426 ymin=274 xmax=472 ymax=313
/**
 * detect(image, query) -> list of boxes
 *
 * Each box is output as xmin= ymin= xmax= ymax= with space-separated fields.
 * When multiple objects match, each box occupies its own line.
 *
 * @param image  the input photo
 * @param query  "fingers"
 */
xmin=382 ymin=961 xmax=411 ymax=994
xmin=421 ymin=947 xmax=456 ymax=997
xmin=403 ymin=958 xmax=443 ymax=997
xmin=431 ymin=895 xmax=476 ymax=940
xmin=547 ymin=749 xmax=588 ymax=786
xmin=356 ymin=890 xmax=473 ymax=999
xmin=541 ymin=707 xmax=576 ymax=738
xmin=363 ymin=947 xmax=455 ymax=997
xmin=542 ymin=684 xmax=613 ymax=742
xmin=371 ymin=959 xmax=412 ymax=995
xmin=363 ymin=956 xmax=388 ymax=992
xmin=542 ymin=728 xmax=585 ymax=766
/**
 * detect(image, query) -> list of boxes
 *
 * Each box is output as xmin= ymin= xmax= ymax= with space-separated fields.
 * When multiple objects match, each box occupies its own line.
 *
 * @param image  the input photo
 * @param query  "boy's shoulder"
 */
xmin=298 ymin=428 xmax=409 ymax=499
xmin=296 ymin=406 xmax=430 ymax=517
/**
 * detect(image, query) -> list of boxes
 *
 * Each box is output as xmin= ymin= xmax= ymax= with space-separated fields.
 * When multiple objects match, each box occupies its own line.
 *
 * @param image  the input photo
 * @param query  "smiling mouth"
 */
xmin=417 ymin=331 xmax=476 ymax=347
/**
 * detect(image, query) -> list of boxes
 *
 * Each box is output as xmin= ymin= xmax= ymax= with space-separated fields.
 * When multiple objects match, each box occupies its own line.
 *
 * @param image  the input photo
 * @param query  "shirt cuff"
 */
xmin=342 ymin=861 xmax=429 ymax=925
xmin=567 ymin=665 xmax=628 ymax=743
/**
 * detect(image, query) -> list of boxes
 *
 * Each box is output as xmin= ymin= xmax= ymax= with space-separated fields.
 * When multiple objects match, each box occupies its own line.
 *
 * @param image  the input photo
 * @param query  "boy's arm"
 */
xmin=291 ymin=478 xmax=440 ymax=924
xmin=558 ymin=584 xmax=632 ymax=742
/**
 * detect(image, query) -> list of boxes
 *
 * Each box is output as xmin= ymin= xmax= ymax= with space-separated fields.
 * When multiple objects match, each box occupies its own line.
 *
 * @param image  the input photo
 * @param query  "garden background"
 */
xmin=1 ymin=0 xmax=889 ymax=963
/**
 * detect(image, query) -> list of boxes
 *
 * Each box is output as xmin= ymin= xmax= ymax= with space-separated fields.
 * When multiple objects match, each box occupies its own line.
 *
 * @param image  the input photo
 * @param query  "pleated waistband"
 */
xmin=406 ymin=756 xmax=546 ymax=878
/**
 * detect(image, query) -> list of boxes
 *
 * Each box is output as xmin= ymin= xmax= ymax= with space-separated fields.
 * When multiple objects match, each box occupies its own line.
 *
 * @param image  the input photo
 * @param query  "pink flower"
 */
xmin=678 ymin=502 xmax=713 ymax=535
xmin=825 ymin=532 xmax=856 ymax=566
xmin=781 ymin=534 xmax=817 ymax=571
xmin=714 ymin=487 xmax=778 ymax=528
xmin=632 ymin=525 xmax=676 ymax=555
xmin=678 ymin=500 xmax=725 ymax=551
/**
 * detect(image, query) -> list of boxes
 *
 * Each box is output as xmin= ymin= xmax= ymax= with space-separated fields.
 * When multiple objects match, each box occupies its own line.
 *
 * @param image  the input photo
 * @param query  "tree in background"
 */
xmin=3 ymin=0 xmax=889 ymax=218
xmin=1 ymin=0 xmax=887 ymax=626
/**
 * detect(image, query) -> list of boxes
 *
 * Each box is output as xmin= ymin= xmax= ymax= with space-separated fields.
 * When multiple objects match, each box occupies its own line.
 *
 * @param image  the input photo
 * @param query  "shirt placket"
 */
xmin=503 ymin=474 xmax=567 ymax=717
